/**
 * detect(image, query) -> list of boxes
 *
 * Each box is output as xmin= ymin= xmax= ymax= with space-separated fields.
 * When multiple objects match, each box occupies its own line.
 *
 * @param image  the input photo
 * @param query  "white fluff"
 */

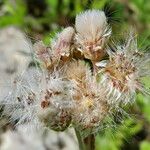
xmin=51 ymin=26 xmax=75 ymax=56
xmin=0 ymin=26 xmax=32 ymax=74
xmin=75 ymin=10 xmax=109 ymax=41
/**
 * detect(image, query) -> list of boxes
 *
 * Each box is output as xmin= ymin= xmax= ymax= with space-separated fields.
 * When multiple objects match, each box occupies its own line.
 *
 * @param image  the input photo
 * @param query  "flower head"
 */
xmin=71 ymin=75 xmax=110 ymax=132
xmin=65 ymin=61 xmax=110 ymax=131
xmin=1 ymin=9 xmax=150 ymax=143
xmin=2 ymin=67 xmax=74 ymax=131
xmin=34 ymin=27 xmax=75 ymax=71
xmin=51 ymin=26 xmax=75 ymax=58
xmin=75 ymin=10 xmax=111 ymax=61
xmin=97 ymin=34 xmax=150 ymax=105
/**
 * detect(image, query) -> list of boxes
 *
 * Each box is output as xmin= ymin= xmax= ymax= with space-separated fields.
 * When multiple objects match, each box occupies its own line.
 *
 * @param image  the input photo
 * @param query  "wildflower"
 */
xmin=51 ymin=26 xmax=75 ymax=58
xmin=75 ymin=10 xmax=111 ymax=61
xmin=50 ymin=26 xmax=75 ymax=69
xmin=1 ymin=9 xmax=150 ymax=150
xmin=34 ymin=27 xmax=75 ymax=71
xmin=37 ymin=75 xmax=74 ymax=131
xmin=2 ymin=68 xmax=43 ymax=124
xmin=0 ymin=26 xmax=31 ymax=74
xmin=2 ymin=67 xmax=74 ymax=131
xmin=71 ymin=75 xmax=110 ymax=130
xmin=65 ymin=60 xmax=110 ymax=130
xmin=97 ymin=35 xmax=150 ymax=105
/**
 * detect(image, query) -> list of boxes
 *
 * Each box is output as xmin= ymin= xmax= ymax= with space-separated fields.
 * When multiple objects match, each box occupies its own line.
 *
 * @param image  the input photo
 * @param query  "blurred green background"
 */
xmin=0 ymin=0 xmax=150 ymax=150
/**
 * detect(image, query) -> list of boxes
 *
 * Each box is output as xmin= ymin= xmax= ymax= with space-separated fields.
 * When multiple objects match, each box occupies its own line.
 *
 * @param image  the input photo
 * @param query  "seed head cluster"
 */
xmin=1 ymin=10 xmax=150 ymax=135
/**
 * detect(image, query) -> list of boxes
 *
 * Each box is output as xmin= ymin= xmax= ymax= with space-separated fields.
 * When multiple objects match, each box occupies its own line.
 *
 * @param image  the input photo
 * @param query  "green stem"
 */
xmin=75 ymin=128 xmax=95 ymax=150
xmin=83 ymin=134 xmax=95 ymax=150
xmin=74 ymin=128 xmax=85 ymax=150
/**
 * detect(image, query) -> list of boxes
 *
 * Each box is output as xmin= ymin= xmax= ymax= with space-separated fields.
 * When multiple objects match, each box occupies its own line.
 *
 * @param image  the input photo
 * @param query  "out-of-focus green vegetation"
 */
xmin=0 ymin=0 xmax=150 ymax=150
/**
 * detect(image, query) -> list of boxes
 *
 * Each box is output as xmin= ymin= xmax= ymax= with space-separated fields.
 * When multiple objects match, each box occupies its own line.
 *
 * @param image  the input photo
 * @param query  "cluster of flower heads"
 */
xmin=2 ymin=10 xmax=150 ymax=135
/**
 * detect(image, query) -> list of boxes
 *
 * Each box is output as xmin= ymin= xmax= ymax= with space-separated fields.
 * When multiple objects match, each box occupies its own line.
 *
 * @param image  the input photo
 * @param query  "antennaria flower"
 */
xmin=37 ymin=74 xmax=74 ymax=131
xmin=34 ymin=27 xmax=75 ymax=71
xmin=75 ymin=10 xmax=111 ymax=61
xmin=2 ymin=68 xmax=43 ymax=124
xmin=2 ymin=67 xmax=74 ymax=131
xmin=97 ymin=34 xmax=150 ymax=105
xmin=51 ymin=26 xmax=75 ymax=58
xmin=65 ymin=61 xmax=110 ymax=131
xmin=0 ymin=9 xmax=150 ymax=150
xmin=0 ymin=27 xmax=31 ymax=74
xmin=71 ymin=77 xmax=110 ymax=131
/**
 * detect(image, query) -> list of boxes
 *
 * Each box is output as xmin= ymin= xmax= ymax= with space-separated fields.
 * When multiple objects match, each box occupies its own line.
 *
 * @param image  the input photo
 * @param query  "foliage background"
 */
xmin=0 ymin=0 xmax=150 ymax=150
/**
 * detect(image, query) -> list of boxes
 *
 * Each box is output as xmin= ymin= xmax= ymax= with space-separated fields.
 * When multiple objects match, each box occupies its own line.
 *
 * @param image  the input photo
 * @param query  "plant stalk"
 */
xmin=75 ymin=128 xmax=86 ymax=150
xmin=75 ymin=128 xmax=95 ymax=150
xmin=83 ymin=134 xmax=95 ymax=150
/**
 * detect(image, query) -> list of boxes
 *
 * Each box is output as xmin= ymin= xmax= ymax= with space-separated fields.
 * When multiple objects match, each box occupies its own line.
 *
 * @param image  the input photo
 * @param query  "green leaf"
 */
xmin=140 ymin=141 xmax=150 ymax=150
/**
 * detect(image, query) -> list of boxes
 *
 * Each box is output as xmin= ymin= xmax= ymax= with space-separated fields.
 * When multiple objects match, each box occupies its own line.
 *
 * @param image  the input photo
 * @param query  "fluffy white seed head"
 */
xmin=0 ymin=27 xmax=31 ymax=74
xmin=71 ymin=75 xmax=110 ymax=131
xmin=34 ymin=27 xmax=75 ymax=71
xmin=51 ymin=26 xmax=75 ymax=57
xmin=1 ymin=10 xmax=150 ymax=138
xmin=2 ymin=67 xmax=43 ymax=125
xmin=75 ymin=10 xmax=108 ymax=41
xmin=75 ymin=10 xmax=111 ymax=61
xmin=65 ymin=61 xmax=110 ymax=130
xmin=2 ymin=66 xmax=74 ymax=131
xmin=97 ymin=35 xmax=150 ymax=105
